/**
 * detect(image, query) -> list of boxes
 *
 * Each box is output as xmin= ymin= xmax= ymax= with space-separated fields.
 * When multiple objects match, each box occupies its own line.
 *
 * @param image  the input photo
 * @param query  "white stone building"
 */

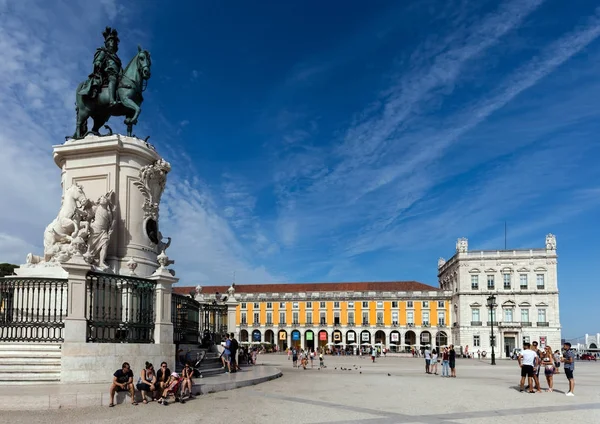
xmin=437 ymin=234 xmax=561 ymax=358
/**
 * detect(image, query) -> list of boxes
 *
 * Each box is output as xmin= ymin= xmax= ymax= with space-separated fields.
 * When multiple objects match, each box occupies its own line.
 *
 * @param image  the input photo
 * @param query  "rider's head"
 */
xmin=105 ymin=37 xmax=118 ymax=53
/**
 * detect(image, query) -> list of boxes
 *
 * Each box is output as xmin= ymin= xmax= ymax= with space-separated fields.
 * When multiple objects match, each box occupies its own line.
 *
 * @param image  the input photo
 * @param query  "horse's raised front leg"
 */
xmin=121 ymin=96 xmax=141 ymax=126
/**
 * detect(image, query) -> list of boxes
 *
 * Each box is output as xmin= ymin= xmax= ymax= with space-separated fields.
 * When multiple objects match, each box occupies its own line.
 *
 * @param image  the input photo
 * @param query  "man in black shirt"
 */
xmin=109 ymin=362 xmax=136 ymax=406
xmin=156 ymin=361 xmax=171 ymax=391
xmin=229 ymin=332 xmax=240 ymax=372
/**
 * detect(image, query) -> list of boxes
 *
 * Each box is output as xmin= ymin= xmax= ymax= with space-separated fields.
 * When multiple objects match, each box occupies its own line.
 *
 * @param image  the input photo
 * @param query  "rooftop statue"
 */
xmin=73 ymin=27 xmax=152 ymax=139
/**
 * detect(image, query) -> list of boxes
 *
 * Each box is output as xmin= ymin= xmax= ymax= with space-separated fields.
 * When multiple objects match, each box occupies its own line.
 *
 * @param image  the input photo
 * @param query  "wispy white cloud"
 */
xmin=269 ymin=1 xmax=600 ymax=277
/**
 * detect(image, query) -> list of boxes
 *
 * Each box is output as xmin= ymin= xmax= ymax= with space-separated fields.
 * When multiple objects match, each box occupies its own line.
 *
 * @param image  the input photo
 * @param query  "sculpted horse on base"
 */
xmin=43 ymin=183 xmax=89 ymax=262
xmin=73 ymin=46 xmax=152 ymax=139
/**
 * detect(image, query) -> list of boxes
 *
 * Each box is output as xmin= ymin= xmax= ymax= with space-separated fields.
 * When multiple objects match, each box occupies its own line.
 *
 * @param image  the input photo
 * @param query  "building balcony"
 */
xmin=240 ymin=323 xmax=247 ymax=328
xmin=376 ymin=322 xmax=385 ymax=328
xmin=470 ymin=321 xmax=482 ymax=326
xmin=279 ymin=323 xmax=287 ymax=327
xmin=334 ymin=323 xmax=341 ymax=328
xmin=291 ymin=322 xmax=300 ymax=328
xmin=392 ymin=323 xmax=399 ymax=327
xmin=253 ymin=322 xmax=261 ymax=327
xmin=422 ymin=323 xmax=431 ymax=328
xmin=407 ymin=323 xmax=415 ymax=328
xmin=497 ymin=321 xmax=521 ymax=328
xmin=521 ymin=322 xmax=532 ymax=327
xmin=361 ymin=322 xmax=370 ymax=327
xmin=437 ymin=323 xmax=447 ymax=328
xmin=347 ymin=322 xmax=355 ymax=327
xmin=265 ymin=322 xmax=273 ymax=327
xmin=304 ymin=323 xmax=313 ymax=328
xmin=537 ymin=322 xmax=549 ymax=327
xmin=319 ymin=322 xmax=327 ymax=327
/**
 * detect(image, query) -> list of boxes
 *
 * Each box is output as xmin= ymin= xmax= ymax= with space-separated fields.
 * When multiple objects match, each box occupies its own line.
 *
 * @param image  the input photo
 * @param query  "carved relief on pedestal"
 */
xmin=134 ymin=159 xmax=171 ymax=243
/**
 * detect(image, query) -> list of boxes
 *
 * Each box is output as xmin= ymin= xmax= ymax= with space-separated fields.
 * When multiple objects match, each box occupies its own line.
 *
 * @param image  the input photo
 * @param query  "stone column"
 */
xmin=61 ymin=254 xmax=93 ymax=342
xmin=226 ymin=296 xmax=239 ymax=335
xmin=148 ymin=266 xmax=178 ymax=344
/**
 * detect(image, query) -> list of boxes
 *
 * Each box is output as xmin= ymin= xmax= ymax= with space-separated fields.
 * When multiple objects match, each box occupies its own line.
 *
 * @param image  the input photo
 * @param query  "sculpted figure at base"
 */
xmin=25 ymin=185 xmax=118 ymax=270
xmin=43 ymin=183 xmax=89 ymax=262
xmin=83 ymin=191 xmax=116 ymax=270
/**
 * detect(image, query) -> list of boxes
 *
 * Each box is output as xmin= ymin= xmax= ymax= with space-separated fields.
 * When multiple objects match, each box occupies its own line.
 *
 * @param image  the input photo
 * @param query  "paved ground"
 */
xmin=3 ymin=354 xmax=599 ymax=423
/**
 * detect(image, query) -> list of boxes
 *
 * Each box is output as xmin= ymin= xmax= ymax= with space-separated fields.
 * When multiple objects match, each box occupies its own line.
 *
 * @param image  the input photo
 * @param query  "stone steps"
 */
xmin=0 ymin=343 xmax=61 ymax=385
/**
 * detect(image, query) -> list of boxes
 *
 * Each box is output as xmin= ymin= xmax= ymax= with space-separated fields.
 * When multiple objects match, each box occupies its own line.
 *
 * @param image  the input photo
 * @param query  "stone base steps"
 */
xmin=0 ymin=343 xmax=61 ymax=385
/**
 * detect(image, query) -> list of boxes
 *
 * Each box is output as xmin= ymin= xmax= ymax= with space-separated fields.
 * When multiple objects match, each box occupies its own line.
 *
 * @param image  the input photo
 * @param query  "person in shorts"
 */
xmin=561 ymin=342 xmax=575 ymax=396
xmin=109 ymin=361 xmax=137 ymax=406
xmin=518 ymin=342 xmax=537 ymax=393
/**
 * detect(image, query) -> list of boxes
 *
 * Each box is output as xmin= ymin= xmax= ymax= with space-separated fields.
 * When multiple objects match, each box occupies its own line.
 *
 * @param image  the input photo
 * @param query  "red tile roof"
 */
xmin=173 ymin=281 xmax=439 ymax=296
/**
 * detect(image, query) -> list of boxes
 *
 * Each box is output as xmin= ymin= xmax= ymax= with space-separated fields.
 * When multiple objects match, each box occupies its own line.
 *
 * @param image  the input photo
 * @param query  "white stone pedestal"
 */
xmin=53 ymin=134 xmax=169 ymax=277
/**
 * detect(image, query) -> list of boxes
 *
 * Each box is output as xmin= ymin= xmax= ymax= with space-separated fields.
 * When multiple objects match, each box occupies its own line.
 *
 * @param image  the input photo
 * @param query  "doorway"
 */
xmin=505 ymin=336 xmax=516 ymax=358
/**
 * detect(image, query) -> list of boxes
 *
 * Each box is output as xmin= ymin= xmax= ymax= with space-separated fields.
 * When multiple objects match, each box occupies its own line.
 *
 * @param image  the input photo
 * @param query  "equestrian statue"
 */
xmin=73 ymin=26 xmax=152 ymax=139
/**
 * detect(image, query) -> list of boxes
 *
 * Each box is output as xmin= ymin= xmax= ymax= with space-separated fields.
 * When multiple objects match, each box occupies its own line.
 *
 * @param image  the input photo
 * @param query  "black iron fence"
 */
xmin=86 ymin=272 xmax=155 ymax=343
xmin=172 ymin=293 xmax=200 ymax=344
xmin=0 ymin=277 xmax=68 ymax=342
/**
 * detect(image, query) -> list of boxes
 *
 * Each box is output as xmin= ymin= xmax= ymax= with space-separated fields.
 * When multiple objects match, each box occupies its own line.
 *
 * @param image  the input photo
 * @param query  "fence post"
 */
xmin=226 ymin=295 xmax=239 ymax=336
xmin=61 ymin=255 xmax=93 ymax=342
xmin=148 ymin=266 xmax=178 ymax=344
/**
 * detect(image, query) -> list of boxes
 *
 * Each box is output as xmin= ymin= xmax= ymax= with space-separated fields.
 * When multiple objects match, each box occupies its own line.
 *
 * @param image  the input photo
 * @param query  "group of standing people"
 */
xmin=424 ymin=345 xmax=457 ymax=377
xmin=518 ymin=341 xmax=575 ymax=395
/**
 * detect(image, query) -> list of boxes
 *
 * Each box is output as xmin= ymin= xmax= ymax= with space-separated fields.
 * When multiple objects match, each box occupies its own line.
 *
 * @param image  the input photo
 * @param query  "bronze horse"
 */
xmin=73 ymin=46 xmax=152 ymax=139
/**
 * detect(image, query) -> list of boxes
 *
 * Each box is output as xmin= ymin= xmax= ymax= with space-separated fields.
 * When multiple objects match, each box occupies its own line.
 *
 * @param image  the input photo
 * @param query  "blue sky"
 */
xmin=0 ymin=0 xmax=599 ymax=338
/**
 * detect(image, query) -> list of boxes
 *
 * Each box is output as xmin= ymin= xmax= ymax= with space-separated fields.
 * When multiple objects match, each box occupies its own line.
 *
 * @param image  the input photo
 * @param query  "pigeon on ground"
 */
xmin=388 ymin=373 xmax=391 ymax=376
xmin=360 ymin=371 xmax=362 ymax=374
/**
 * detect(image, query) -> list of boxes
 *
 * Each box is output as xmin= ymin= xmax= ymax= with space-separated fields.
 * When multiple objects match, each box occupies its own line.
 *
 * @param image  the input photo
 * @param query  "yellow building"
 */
xmin=179 ymin=281 xmax=451 ymax=352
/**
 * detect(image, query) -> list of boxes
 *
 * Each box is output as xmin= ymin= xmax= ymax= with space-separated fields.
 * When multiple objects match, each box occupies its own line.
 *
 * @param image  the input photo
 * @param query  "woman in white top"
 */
xmin=430 ymin=349 xmax=439 ymax=375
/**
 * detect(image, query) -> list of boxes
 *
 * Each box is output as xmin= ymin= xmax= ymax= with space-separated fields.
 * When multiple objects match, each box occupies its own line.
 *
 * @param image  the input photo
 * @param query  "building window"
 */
xmin=320 ymin=312 xmax=326 ymax=325
xmin=348 ymin=311 xmax=355 ymax=324
xmin=422 ymin=301 xmax=429 ymax=308
xmin=503 ymin=274 xmax=511 ymax=289
xmin=521 ymin=309 xmax=529 ymax=323
xmin=438 ymin=301 xmax=445 ymax=308
xmin=241 ymin=312 xmax=247 ymax=324
xmin=376 ymin=301 xmax=383 ymax=308
xmin=306 ymin=312 xmax=312 ymax=324
xmin=293 ymin=302 xmax=299 ymax=309
xmin=520 ymin=274 xmax=528 ymax=289
xmin=362 ymin=312 xmax=369 ymax=325
xmin=334 ymin=301 xmax=340 ymax=308
xmin=422 ymin=311 xmax=430 ymax=326
xmin=523 ymin=336 xmax=530 ymax=345
xmin=279 ymin=302 xmax=285 ymax=309
xmin=279 ymin=312 xmax=286 ymax=324
xmin=292 ymin=312 xmax=299 ymax=324
xmin=376 ymin=312 xmax=383 ymax=324
xmin=253 ymin=302 xmax=260 ymax=309
xmin=348 ymin=302 xmax=354 ymax=308
xmin=391 ymin=301 xmax=398 ymax=308
xmin=407 ymin=311 xmax=414 ymax=324
xmin=471 ymin=275 xmax=479 ymax=290
xmin=488 ymin=309 xmax=496 ymax=322
xmin=406 ymin=301 xmax=414 ymax=308
xmin=334 ymin=312 xmax=340 ymax=325
xmin=472 ymin=309 xmax=480 ymax=322
xmin=266 ymin=312 xmax=272 ymax=324
xmin=473 ymin=335 xmax=480 ymax=347
xmin=504 ymin=309 xmax=513 ymax=322
xmin=362 ymin=301 xmax=369 ymax=308
xmin=487 ymin=275 xmax=495 ymax=290
xmin=306 ymin=301 xmax=312 ymax=309
xmin=253 ymin=312 xmax=259 ymax=324
xmin=320 ymin=302 xmax=326 ymax=308
xmin=437 ymin=311 xmax=445 ymax=326
xmin=241 ymin=303 xmax=247 ymax=309
xmin=266 ymin=302 xmax=272 ymax=309
xmin=536 ymin=274 xmax=545 ymax=289
xmin=392 ymin=312 xmax=398 ymax=325
xmin=537 ymin=308 xmax=547 ymax=323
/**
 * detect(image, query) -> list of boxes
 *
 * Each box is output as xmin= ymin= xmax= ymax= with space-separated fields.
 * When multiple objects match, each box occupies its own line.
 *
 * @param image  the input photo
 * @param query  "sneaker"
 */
xmin=566 ymin=392 xmax=575 ymax=397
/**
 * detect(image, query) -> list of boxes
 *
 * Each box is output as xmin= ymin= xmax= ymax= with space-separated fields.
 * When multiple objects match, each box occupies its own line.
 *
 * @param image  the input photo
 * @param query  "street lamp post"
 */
xmin=487 ymin=294 xmax=497 ymax=365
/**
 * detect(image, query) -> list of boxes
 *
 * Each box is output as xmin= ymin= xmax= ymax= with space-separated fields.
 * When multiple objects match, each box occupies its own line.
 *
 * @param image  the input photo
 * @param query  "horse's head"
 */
xmin=137 ymin=45 xmax=152 ymax=80
xmin=66 ymin=183 xmax=88 ymax=205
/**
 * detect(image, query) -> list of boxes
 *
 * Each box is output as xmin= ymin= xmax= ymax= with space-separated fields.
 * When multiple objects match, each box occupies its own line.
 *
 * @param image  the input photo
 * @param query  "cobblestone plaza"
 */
xmin=3 ymin=354 xmax=599 ymax=423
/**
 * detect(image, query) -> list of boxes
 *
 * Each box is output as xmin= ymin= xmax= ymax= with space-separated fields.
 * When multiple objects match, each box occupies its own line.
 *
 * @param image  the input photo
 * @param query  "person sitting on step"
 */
xmin=109 ymin=361 xmax=137 ymax=407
